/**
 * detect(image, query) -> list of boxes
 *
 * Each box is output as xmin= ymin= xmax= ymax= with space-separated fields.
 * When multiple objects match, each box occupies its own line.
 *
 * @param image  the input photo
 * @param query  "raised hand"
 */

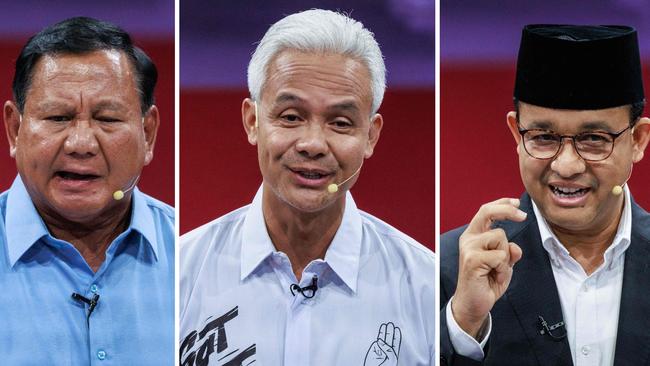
xmin=452 ymin=198 xmax=525 ymax=338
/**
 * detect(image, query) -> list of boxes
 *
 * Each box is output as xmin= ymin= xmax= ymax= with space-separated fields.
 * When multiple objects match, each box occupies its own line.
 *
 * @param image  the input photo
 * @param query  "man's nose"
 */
xmin=550 ymin=138 xmax=586 ymax=177
xmin=63 ymin=119 xmax=100 ymax=157
xmin=295 ymin=123 xmax=329 ymax=158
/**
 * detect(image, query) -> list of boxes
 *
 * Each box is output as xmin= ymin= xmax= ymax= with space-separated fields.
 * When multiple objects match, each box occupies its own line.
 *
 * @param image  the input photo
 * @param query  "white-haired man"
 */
xmin=179 ymin=9 xmax=434 ymax=365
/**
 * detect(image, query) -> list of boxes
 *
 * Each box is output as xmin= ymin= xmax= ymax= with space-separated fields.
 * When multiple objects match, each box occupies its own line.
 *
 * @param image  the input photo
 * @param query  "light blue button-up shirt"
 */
xmin=0 ymin=176 xmax=174 ymax=365
xmin=180 ymin=186 xmax=435 ymax=365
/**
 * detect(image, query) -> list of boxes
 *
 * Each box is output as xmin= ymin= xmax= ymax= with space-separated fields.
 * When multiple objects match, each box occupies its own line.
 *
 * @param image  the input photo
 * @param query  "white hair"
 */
xmin=247 ymin=9 xmax=386 ymax=114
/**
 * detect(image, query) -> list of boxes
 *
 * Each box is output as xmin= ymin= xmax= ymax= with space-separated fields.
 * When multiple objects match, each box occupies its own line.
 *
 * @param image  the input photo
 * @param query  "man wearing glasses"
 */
xmin=441 ymin=25 xmax=650 ymax=365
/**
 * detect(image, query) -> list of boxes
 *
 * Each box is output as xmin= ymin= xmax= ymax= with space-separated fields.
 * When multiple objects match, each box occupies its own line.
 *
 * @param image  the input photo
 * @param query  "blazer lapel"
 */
xmin=497 ymin=194 xmax=573 ymax=366
xmin=613 ymin=201 xmax=650 ymax=366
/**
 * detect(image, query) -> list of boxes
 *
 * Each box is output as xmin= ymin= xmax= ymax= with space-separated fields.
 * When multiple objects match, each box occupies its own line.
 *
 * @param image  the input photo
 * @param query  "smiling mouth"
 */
xmin=56 ymin=171 xmax=100 ymax=181
xmin=549 ymin=185 xmax=590 ymax=198
xmin=289 ymin=167 xmax=333 ymax=180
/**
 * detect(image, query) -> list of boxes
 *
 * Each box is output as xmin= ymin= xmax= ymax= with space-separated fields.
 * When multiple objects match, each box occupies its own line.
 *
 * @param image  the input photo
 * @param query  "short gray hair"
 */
xmin=247 ymin=9 xmax=386 ymax=114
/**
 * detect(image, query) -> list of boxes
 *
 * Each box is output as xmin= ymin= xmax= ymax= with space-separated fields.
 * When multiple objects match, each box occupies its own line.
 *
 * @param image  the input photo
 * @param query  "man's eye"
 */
xmin=332 ymin=120 xmax=352 ymax=128
xmin=281 ymin=114 xmax=301 ymax=122
xmin=530 ymin=133 xmax=558 ymax=143
xmin=579 ymin=133 xmax=610 ymax=143
xmin=46 ymin=115 xmax=71 ymax=122
xmin=96 ymin=116 xmax=121 ymax=123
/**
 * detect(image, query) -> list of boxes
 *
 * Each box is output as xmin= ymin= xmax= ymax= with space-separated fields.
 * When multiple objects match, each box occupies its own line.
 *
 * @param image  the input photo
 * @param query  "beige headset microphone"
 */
xmin=113 ymin=175 xmax=140 ymax=200
xmin=612 ymin=164 xmax=633 ymax=196
xmin=327 ymin=161 xmax=363 ymax=193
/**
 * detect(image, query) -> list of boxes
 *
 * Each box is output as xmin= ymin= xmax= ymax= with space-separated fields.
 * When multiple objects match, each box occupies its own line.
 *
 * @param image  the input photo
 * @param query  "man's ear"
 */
xmin=242 ymin=98 xmax=258 ymax=145
xmin=142 ymin=105 xmax=160 ymax=165
xmin=364 ymin=113 xmax=383 ymax=158
xmin=632 ymin=117 xmax=650 ymax=163
xmin=4 ymin=101 xmax=21 ymax=158
xmin=506 ymin=111 xmax=524 ymax=156
xmin=506 ymin=111 xmax=522 ymax=144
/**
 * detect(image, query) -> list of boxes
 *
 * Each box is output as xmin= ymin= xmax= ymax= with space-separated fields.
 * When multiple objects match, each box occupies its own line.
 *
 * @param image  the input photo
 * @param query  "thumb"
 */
xmin=509 ymin=242 xmax=522 ymax=266
xmin=377 ymin=338 xmax=397 ymax=358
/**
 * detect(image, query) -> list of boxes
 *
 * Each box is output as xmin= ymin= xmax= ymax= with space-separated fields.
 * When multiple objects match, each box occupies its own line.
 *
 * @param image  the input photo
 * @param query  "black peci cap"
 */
xmin=514 ymin=24 xmax=644 ymax=110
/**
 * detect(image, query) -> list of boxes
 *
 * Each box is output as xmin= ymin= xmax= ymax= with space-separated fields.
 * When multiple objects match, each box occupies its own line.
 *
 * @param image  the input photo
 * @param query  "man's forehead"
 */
xmin=261 ymin=50 xmax=372 ymax=107
xmin=32 ymin=50 xmax=132 ymax=79
xmin=271 ymin=91 xmax=361 ymax=110
xmin=518 ymin=102 xmax=630 ymax=131
xmin=24 ymin=49 xmax=138 ymax=107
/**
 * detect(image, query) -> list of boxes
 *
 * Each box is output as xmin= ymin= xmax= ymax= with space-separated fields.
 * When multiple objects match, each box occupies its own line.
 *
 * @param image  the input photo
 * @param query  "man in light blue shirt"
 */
xmin=180 ymin=9 xmax=434 ymax=365
xmin=0 ymin=17 xmax=174 ymax=364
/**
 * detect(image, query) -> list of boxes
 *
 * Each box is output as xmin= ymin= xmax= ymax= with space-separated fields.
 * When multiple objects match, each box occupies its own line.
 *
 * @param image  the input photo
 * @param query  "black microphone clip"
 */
xmin=538 ymin=315 xmax=566 ymax=341
xmin=72 ymin=292 xmax=100 ymax=324
xmin=289 ymin=275 xmax=319 ymax=299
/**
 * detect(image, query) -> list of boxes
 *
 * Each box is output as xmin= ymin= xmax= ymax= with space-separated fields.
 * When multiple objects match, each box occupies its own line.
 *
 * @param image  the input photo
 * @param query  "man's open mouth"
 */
xmin=56 ymin=171 xmax=100 ymax=181
xmin=290 ymin=168 xmax=331 ymax=180
xmin=549 ymin=185 xmax=590 ymax=198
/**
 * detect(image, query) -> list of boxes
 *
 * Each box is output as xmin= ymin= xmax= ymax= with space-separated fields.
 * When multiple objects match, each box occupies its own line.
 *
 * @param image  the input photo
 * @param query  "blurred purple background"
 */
xmin=0 ymin=0 xmax=172 ymax=38
xmin=181 ymin=0 xmax=435 ymax=88
xmin=443 ymin=0 xmax=650 ymax=63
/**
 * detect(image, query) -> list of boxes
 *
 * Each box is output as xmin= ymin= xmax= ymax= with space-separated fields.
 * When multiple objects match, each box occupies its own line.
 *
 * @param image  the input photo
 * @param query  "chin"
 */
xmin=540 ymin=206 xmax=598 ymax=232
xmin=282 ymin=189 xmax=336 ymax=213
xmin=50 ymin=195 xmax=114 ymax=222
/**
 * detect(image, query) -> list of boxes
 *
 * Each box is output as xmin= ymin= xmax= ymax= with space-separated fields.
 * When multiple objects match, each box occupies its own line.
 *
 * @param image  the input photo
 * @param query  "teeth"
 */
xmin=299 ymin=171 xmax=323 ymax=179
xmin=58 ymin=172 xmax=97 ymax=180
xmin=551 ymin=185 xmax=588 ymax=197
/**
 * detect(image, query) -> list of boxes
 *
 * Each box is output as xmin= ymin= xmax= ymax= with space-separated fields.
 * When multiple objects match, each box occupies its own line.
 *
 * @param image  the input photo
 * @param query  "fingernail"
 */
xmin=510 ymin=198 xmax=520 ymax=207
xmin=516 ymin=210 xmax=527 ymax=220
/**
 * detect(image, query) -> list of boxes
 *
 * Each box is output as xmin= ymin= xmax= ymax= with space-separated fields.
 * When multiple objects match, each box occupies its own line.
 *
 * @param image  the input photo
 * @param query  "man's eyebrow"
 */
xmin=327 ymin=101 xmax=360 ymax=113
xmin=580 ymin=121 xmax=617 ymax=132
xmin=33 ymin=101 xmax=73 ymax=111
xmin=273 ymin=93 xmax=304 ymax=106
xmin=521 ymin=120 xmax=553 ymax=130
xmin=93 ymin=100 xmax=128 ymax=112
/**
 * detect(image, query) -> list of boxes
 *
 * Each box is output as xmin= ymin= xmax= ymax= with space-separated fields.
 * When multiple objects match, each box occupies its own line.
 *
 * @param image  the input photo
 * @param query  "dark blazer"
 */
xmin=440 ymin=193 xmax=650 ymax=366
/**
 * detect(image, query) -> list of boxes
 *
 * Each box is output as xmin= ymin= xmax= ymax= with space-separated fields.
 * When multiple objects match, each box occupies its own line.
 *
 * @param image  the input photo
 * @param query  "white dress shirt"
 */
xmin=180 ymin=186 xmax=435 ymax=365
xmin=447 ymin=187 xmax=631 ymax=366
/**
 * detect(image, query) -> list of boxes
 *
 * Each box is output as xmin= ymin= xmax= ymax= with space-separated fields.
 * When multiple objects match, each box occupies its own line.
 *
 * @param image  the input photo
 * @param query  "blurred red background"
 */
xmin=441 ymin=63 xmax=650 ymax=232
xmin=0 ymin=40 xmax=174 ymax=206
xmin=180 ymin=89 xmax=435 ymax=249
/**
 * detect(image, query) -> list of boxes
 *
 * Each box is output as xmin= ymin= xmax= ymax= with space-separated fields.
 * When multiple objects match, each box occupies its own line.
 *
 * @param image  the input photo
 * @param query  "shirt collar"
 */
xmin=129 ymin=186 xmax=159 ymax=260
xmin=6 ymin=176 xmax=158 ymax=267
xmin=6 ymin=176 xmax=49 ymax=267
xmin=533 ymin=185 xmax=632 ymax=269
xmin=240 ymin=185 xmax=363 ymax=293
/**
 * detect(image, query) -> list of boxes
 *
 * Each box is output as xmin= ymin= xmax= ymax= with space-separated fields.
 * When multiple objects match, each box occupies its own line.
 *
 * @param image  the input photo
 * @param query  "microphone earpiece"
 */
xmin=113 ymin=190 xmax=125 ymax=200
xmin=113 ymin=175 xmax=140 ymax=201
xmin=612 ymin=164 xmax=633 ymax=196
xmin=327 ymin=161 xmax=364 ymax=194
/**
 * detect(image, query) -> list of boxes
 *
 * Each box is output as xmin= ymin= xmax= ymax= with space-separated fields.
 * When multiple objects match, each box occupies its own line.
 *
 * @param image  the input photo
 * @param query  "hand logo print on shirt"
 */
xmin=364 ymin=322 xmax=401 ymax=366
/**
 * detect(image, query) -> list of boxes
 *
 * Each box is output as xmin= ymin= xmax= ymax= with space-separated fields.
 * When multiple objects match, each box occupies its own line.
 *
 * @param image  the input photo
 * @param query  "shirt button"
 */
xmin=97 ymin=349 xmax=107 ymax=360
xmin=90 ymin=284 xmax=99 ymax=293
xmin=581 ymin=346 xmax=590 ymax=355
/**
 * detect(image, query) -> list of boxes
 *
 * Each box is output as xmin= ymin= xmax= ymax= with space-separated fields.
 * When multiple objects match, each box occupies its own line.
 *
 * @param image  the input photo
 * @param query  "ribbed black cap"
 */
xmin=514 ymin=24 xmax=644 ymax=109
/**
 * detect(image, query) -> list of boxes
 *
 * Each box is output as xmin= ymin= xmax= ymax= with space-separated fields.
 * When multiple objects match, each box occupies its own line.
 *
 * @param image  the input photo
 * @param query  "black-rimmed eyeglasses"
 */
xmin=517 ymin=124 xmax=632 ymax=161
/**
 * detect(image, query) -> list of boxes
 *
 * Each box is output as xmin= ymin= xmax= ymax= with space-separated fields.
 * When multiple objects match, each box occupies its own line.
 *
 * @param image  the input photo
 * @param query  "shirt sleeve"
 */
xmin=445 ymin=296 xmax=491 ymax=361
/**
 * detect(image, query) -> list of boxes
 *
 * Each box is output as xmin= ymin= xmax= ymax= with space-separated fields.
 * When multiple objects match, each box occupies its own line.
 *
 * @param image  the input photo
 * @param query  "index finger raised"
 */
xmin=466 ymin=198 xmax=527 ymax=234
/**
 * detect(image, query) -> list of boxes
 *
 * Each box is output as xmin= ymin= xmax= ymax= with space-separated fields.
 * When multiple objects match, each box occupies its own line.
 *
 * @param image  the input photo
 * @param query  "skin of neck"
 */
xmin=549 ymin=196 xmax=625 ymax=276
xmin=38 ymin=198 xmax=132 ymax=273
xmin=262 ymin=188 xmax=345 ymax=281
